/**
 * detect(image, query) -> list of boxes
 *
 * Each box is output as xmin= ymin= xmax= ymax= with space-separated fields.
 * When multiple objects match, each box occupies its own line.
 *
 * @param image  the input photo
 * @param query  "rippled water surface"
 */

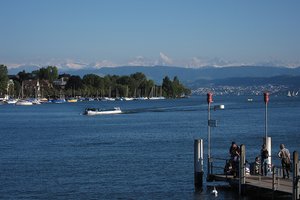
xmin=0 ymin=96 xmax=299 ymax=199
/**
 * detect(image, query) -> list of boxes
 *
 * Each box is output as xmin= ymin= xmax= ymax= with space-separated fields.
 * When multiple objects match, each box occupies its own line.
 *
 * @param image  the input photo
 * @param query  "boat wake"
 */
xmin=121 ymin=105 xmax=201 ymax=114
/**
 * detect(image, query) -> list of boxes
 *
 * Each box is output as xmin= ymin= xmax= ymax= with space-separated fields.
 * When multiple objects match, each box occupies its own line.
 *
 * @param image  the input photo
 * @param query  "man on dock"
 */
xmin=261 ymin=144 xmax=269 ymax=176
xmin=278 ymin=144 xmax=291 ymax=179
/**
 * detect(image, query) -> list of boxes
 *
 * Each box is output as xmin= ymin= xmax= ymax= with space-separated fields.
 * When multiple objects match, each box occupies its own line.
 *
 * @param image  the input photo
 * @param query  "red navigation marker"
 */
xmin=207 ymin=93 xmax=213 ymax=104
xmin=264 ymin=92 xmax=269 ymax=104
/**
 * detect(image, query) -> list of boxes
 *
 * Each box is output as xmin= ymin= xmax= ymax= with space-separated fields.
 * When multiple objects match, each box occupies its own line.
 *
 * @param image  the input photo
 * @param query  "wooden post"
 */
xmin=207 ymin=93 xmax=213 ymax=179
xmin=194 ymin=139 xmax=204 ymax=191
xmin=272 ymin=165 xmax=276 ymax=191
xmin=239 ymin=144 xmax=246 ymax=196
xmin=293 ymin=151 xmax=299 ymax=200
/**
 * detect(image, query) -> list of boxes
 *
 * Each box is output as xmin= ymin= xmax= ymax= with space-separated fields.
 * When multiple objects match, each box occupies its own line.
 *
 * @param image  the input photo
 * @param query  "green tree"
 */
xmin=145 ymin=79 xmax=155 ymax=97
xmin=13 ymin=80 xmax=21 ymax=97
xmin=66 ymin=75 xmax=83 ymax=90
xmin=17 ymin=70 xmax=31 ymax=82
xmin=83 ymin=74 xmax=103 ymax=88
xmin=172 ymin=76 xmax=183 ymax=97
xmin=82 ymin=74 xmax=104 ymax=96
xmin=38 ymin=66 xmax=58 ymax=82
xmin=0 ymin=64 xmax=9 ymax=95
xmin=162 ymin=76 xmax=190 ymax=98
xmin=130 ymin=72 xmax=147 ymax=97
xmin=162 ymin=76 xmax=173 ymax=97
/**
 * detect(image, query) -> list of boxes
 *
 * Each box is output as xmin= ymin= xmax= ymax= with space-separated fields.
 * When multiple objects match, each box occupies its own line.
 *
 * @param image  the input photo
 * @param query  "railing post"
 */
xmin=293 ymin=151 xmax=299 ymax=200
xmin=239 ymin=144 xmax=246 ymax=196
xmin=211 ymin=158 xmax=213 ymax=175
xmin=194 ymin=139 xmax=204 ymax=192
xmin=272 ymin=166 xmax=276 ymax=191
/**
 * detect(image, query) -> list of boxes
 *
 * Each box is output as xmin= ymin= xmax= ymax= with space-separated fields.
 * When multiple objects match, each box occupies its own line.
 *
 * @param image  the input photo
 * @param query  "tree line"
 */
xmin=0 ymin=64 xmax=191 ymax=99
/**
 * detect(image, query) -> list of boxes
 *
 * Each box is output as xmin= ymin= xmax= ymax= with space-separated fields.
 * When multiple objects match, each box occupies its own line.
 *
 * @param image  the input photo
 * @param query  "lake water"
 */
xmin=0 ymin=96 xmax=299 ymax=199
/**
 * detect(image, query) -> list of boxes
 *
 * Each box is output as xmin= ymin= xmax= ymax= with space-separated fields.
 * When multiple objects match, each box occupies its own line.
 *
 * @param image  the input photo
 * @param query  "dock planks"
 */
xmin=210 ymin=174 xmax=293 ymax=195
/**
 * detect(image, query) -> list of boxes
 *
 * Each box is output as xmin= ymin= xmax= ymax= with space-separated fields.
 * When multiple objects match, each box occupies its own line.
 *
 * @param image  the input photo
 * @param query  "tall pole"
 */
xmin=207 ymin=93 xmax=213 ymax=178
xmin=292 ymin=151 xmax=299 ymax=200
xmin=264 ymin=92 xmax=269 ymax=139
xmin=239 ymin=144 xmax=246 ymax=196
xmin=194 ymin=139 xmax=204 ymax=191
xmin=264 ymin=92 xmax=271 ymax=167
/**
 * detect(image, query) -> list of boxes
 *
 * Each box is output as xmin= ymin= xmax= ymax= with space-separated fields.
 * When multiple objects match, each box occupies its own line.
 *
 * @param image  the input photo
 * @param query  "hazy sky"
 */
xmin=1 ymin=0 xmax=300 ymax=69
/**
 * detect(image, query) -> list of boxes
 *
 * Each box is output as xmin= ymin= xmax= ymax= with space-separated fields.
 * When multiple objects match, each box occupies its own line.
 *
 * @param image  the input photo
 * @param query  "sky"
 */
xmin=0 ymin=0 xmax=300 ymax=70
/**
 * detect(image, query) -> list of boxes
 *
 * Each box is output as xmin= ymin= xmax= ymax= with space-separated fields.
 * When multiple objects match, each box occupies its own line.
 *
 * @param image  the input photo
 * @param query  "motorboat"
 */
xmin=67 ymin=98 xmax=78 ymax=103
xmin=52 ymin=99 xmax=66 ymax=104
xmin=123 ymin=97 xmax=134 ymax=101
xmin=148 ymin=96 xmax=165 ymax=100
xmin=15 ymin=100 xmax=33 ymax=106
xmin=101 ymin=97 xmax=115 ymax=101
xmin=39 ymin=98 xmax=49 ymax=103
xmin=84 ymin=107 xmax=122 ymax=115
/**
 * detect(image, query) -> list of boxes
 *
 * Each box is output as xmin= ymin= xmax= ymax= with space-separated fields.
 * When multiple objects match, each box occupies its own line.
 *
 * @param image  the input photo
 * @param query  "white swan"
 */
xmin=211 ymin=186 xmax=218 ymax=197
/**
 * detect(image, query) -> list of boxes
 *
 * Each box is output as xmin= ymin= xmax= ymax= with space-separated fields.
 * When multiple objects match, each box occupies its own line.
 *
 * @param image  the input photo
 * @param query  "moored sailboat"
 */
xmin=15 ymin=100 xmax=33 ymax=106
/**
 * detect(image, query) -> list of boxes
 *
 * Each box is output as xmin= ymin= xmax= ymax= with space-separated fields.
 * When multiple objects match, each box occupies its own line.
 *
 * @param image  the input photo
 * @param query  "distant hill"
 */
xmin=8 ymin=65 xmax=300 ymax=88
xmin=189 ymin=75 xmax=300 ymax=89
xmin=59 ymin=65 xmax=300 ymax=84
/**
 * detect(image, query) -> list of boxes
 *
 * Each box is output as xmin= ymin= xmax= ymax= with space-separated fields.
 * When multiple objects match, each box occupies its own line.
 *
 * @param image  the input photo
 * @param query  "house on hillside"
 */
xmin=22 ymin=79 xmax=52 ymax=98
xmin=53 ymin=74 xmax=70 ymax=89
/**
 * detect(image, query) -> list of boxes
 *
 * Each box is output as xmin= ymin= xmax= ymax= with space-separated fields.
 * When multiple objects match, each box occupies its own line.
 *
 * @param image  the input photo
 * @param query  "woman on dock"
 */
xmin=229 ymin=142 xmax=240 ymax=177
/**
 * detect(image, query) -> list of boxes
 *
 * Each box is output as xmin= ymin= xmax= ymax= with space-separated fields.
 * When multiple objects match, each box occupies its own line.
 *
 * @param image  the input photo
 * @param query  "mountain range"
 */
xmin=8 ymin=65 xmax=300 ymax=89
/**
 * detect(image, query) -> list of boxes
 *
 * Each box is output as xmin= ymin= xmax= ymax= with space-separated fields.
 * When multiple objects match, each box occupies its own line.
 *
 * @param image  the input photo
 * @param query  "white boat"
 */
xmin=134 ymin=97 xmax=147 ymax=100
xmin=84 ymin=107 xmax=122 ymax=115
xmin=16 ymin=100 xmax=33 ymax=106
xmin=123 ymin=97 xmax=134 ymax=101
xmin=5 ymin=99 xmax=18 ymax=104
xmin=149 ymin=96 xmax=165 ymax=100
xmin=52 ymin=98 xmax=66 ymax=104
xmin=31 ymin=98 xmax=41 ymax=104
xmin=102 ymin=97 xmax=115 ymax=101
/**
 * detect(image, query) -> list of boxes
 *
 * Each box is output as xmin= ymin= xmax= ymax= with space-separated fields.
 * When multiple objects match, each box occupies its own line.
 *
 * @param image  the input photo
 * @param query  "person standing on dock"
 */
xmin=278 ymin=144 xmax=291 ymax=179
xmin=261 ymin=144 xmax=269 ymax=176
xmin=229 ymin=142 xmax=240 ymax=177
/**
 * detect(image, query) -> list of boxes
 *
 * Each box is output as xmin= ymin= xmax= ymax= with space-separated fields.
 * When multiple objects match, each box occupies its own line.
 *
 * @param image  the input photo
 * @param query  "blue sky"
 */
xmin=0 ymin=0 xmax=300 ymax=69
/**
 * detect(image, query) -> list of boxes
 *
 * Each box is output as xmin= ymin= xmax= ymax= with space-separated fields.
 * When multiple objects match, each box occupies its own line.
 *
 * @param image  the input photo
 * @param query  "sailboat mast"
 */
xmin=21 ymin=81 xmax=24 ymax=99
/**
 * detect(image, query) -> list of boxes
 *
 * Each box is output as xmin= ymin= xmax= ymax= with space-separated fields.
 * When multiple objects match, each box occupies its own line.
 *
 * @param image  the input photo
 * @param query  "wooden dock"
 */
xmin=207 ymin=147 xmax=300 ymax=199
xmin=210 ymin=174 xmax=293 ymax=196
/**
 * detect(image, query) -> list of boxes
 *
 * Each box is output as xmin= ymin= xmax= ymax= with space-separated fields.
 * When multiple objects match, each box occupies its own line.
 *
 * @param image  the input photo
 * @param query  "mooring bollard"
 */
xmin=194 ymin=139 xmax=204 ymax=191
xmin=263 ymin=136 xmax=272 ymax=172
